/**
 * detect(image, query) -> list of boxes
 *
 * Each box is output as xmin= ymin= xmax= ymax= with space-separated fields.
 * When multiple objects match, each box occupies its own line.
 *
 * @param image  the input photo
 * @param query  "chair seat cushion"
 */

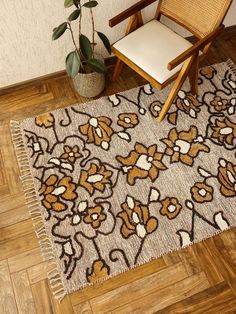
xmin=113 ymin=20 xmax=193 ymax=84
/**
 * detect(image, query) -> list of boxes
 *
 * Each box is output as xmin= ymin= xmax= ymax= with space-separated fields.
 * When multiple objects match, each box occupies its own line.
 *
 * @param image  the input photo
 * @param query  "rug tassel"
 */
xmin=10 ymin=120 xmax=66 ymax=302
xmin=226 ymin=58 xmax=236 ymax=76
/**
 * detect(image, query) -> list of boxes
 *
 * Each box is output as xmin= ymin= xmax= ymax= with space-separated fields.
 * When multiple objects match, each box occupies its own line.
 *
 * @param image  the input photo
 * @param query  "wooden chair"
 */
xmin=109 ymin=0 xmax=233 ymax=122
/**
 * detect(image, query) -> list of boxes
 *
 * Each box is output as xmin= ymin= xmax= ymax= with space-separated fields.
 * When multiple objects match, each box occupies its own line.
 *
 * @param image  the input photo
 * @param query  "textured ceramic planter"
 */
xmin=73 ymin=70 xmax=105 ymax=98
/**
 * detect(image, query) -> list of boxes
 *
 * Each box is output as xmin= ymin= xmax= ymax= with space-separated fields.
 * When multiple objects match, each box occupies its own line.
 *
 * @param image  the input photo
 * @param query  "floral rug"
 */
xmin=11 ymin=60 xmax=236 ymax=301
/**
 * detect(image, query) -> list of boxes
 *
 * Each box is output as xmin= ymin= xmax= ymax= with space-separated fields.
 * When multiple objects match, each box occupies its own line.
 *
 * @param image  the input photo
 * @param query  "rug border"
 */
xmin=10 ymin=120 xmax=67 ymax=302
xmin=10 ymin=59 xmax=236 ymax=300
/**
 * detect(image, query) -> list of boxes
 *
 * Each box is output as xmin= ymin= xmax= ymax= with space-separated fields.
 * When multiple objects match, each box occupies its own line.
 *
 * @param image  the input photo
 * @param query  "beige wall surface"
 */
xmin=0 ymin=0 xmax=235 ymax=88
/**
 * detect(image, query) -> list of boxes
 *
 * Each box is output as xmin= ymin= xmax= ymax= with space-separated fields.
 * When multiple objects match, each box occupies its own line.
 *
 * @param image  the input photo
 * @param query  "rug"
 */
xmin=11 ymin=60 xmax=236 ymax=301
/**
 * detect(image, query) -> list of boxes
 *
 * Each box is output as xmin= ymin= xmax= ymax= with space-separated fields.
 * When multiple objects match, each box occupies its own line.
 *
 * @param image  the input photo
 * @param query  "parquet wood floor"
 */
xmin=0 ymin=27 xmax=236 ymax=313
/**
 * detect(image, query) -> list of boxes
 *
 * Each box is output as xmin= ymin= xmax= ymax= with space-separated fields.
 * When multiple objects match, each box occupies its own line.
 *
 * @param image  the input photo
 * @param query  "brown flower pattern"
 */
xmin=117 ymin=113 xmax=139 ymax=128
xmin=79 ymin=116 xmax=113 ymax=150
xmin=35 ymin=113 xmax=55 ymax=128
xmin=210 ymin=96 xmax=229 ymax=112
xmin=176 ymin=91 xmax=202 ymax=118
xmin=211 ymin=117 xmax=236 ymax=145
xmin=87 ymin=259 xmax=110 ymax=283
xmin=149 ymin=101 xmax=163 ymax=118
xmin=116 ymin=143 xmax=167 ymax=185
xmin=39 ymin=175 xmax=77 ymax=211
xmin=200 ymin=66 xmax=216 ymax=79
xmin=160 ymin=197 xmax=182 ymax=219
xmin=218 ymin=159 xmax=236 ymax=197
xmin=60 ymin=145 xmax=82 ymax=163
xmin=161 ymin=126 xmax=210 ymax=166
xmin=191 ymin=182 xmax=213 ymax=203
xmin=79 ymin=163 xmax=113 ymax=195
xmin=118 ymin=197 xmax=158 ymax=238
xmin=83 ymin=206 xmax=107 ymax=228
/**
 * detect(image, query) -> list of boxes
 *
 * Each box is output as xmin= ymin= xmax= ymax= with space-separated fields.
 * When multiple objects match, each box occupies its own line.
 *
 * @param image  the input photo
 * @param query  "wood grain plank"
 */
xmin=27 ymin=261 xmax=49 ymax=284
xmin=0 ymin=232 xmax=39 ymax=260
xmin=0 ymin=149 xmax=7 ymax=187
xmin=0 ymin=206 xmax=29 ymax=229
xmin=0 ymin=123 xmax=22 ymax=195
xmin=162 ymin=250 xmax=181 ymax=266
xmin=8 ymin=247 xmax=43 ymax=273
xmin=11 ymin=270 xmax=36 ymax=314
xmin=111 ymin=272 xmax=210 ymax=314
xmin=70 ymin=257 xmax=166 ymax=306
xmin=0 ymin=219 xmax=33 ymax=242
xmin=193 ymin=241 xmax=224 ymax=286
xmin=31 ymin=280 xmax=54 ymax=314
xmin=73 ymin=301 xmax=93 ymax=314
xmin=49 ymin=290 xmax=74 ymax=314
xmin=0 ymin=192 xmax=25 ymax=214
xmin=0 ymin=260 xmax=18 ymax=314
xmin=158 ymin=281 xmax=236 ymax=314
xmin=89 ymin=263 xmax=188 ymax=313
xmin=178 ymin=246 xmax=202 ymax=276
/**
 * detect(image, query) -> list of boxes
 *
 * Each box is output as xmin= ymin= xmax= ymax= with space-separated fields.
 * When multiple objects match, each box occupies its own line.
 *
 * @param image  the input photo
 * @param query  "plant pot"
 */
xmin=73 ymin=70 xmax=105 ymax=98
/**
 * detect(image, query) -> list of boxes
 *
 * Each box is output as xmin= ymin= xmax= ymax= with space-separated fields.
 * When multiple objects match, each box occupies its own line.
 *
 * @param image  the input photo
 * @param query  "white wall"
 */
xmin=0 ymin=0 xmax=235 ymax=88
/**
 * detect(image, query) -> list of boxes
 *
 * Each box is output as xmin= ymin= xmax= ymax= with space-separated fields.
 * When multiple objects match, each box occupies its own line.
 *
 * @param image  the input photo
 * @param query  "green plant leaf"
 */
xmin=97 ymin=32 xmax=111 ymax=54
xmin=83 ymin=1 xmax=98 ymax=8
xmin=52 ymin=22 xmax=67 ymax=40
xmin=64 ymin=0 xmax=74 ymax=8
xmin=87 ymin=58 xmax=107 ymax=73
xmin=68 ymin=9 xmax=80 ymax=21
xmin=79 ymin=34 xmax=92 ymax=60
xmin=65 ymin=51 xmax=81 ymax=78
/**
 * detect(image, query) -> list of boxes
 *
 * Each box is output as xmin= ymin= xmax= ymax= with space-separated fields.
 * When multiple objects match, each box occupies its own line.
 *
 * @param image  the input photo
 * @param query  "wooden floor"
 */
xmin=0 ymin=27 xmax=236 ymax=314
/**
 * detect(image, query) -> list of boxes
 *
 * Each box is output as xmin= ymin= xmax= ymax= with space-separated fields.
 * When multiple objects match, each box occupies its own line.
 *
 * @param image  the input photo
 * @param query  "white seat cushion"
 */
xmin=113 ymin=20 xmax=193 ymax=84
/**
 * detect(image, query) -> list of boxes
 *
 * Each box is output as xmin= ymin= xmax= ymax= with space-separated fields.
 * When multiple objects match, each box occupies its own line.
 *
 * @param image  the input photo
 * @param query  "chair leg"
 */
xmin=189 ymin=54 xmax=199 ymax=96
xmin=112 ymin=59 xmax=124 ymax=82
xmin=158 ymin=56 xmax=195 ymax=122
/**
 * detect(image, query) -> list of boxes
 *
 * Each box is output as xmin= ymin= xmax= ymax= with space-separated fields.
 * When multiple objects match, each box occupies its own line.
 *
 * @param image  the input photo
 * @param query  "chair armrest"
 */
xmin=109 ymin=0 xmax=157 ymax=27
xmin=167 ymin=25 xmax=224 ymax=71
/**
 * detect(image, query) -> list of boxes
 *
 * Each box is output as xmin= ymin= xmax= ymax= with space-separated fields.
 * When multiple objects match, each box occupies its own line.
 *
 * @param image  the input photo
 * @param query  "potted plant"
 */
xmin=52 ymin=0 xmax=111 ymax=98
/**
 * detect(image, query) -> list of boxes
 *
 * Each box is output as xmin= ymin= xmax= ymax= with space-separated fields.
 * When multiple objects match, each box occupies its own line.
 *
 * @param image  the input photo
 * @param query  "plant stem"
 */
xmin=68 ymin=22 xmax=85 ymax=72
xmin=90 ymin=0 xmax=95 ymax=58
xmin=79 ymin=3 xmax=82 ymax=39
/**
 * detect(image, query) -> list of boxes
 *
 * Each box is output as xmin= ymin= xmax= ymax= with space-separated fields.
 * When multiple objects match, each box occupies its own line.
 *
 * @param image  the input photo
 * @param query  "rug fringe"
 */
xmin=226 ymin=59 xmax=236 ymax=76
xmin=10 ymin=120 xmax=66 ymax=302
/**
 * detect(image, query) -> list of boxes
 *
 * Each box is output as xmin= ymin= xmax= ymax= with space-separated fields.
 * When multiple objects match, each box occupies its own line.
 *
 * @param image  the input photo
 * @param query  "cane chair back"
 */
xmin=160 ymin=0 xmax=233 ymax=38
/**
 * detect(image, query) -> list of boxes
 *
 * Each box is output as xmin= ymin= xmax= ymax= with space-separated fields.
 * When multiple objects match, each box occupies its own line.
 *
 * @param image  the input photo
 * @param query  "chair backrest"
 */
xmin=159 ymin=0 xmax=233 ymax=38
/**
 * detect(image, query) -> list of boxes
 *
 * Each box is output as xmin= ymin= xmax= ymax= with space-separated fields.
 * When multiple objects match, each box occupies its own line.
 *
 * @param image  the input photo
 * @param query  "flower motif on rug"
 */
xmin=79 ymin=163 xmax=113 ymax=195
xmin=149 ymin=100 xmax=163 ymax=118
xmin=160 ymin=197 xmax=182 ymax=219
xmin=117 ymin=113 xmax=139 ymax=129
xmin=176 ymin=90 xmax=202 ymax=119
xmin=210 ymin=117 xmax=236 ymax=146
xmin=217 ymin=159 xmax=236 ymax=197
xmin=200 ymin=66 xmax=217 ymax=80
xmin=161 ymin=126 xmax=210 ymax=166
xmin=210 ymin=96 xmax=229 ymax=112
xmin=190 ymin=182 xmax=214 ymax=203
xmin=83 ymin=206 xmax=107 ymax=229
xmin=60 ymin=145 xmax=82 ymax=163
xmin=116 ymin=143 xmax=167 ymax=185
xmin=39 ymin=175 xmax=77 ymax=212
xmin=118 ymin=195 xmax=158 ymax=239
xmin=79 ymin=116 xmax=113 ymax=150
xmin=86 ymin=259 xmax=110 ymax=283
xmin=35 ymin=112 xmax=55 ymax=128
